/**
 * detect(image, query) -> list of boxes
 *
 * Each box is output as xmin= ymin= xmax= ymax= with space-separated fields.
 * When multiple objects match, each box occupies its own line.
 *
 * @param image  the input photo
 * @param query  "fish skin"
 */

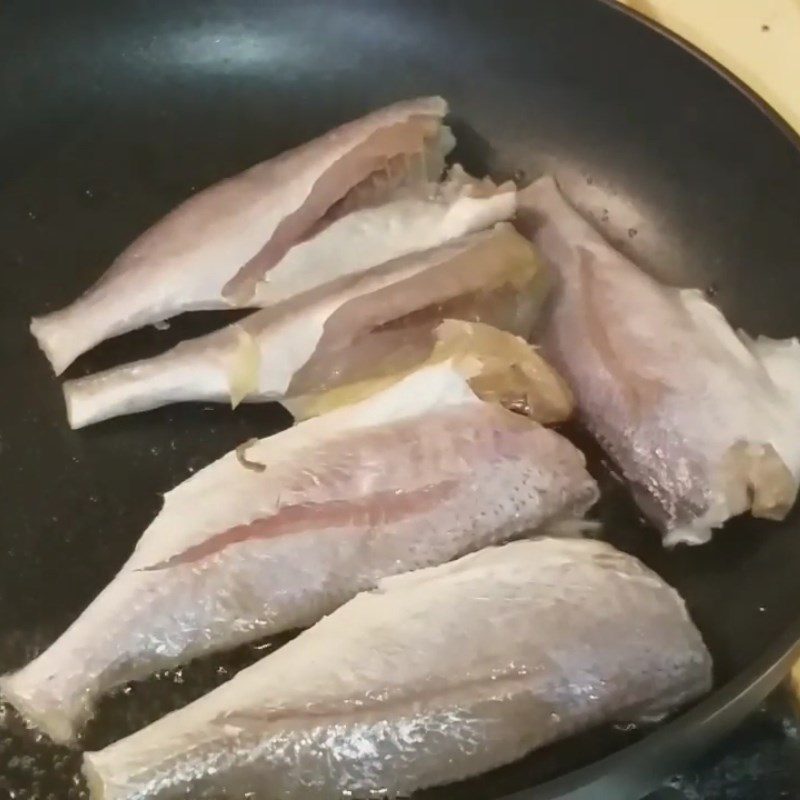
xmin=62 ymin=224 xmax=540 ymax=429
xmin=81 ymin=537 xmax=711 ymax=800
xmin=0 ymin=364 xmax=598 ymax=744
xmin=31 ymin=96 xmax=507 ymax=375
xmin=518 ymin=175 xmax=800 ymax=544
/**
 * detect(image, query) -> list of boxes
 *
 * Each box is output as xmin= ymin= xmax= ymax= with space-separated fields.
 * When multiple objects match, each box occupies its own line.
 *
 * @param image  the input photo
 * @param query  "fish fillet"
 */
xmin=63 ymin=224 xmax=550 ymax=428
xmin=0 ymin=364 xmax=598 ymax=743
xmin=518 ymin=175 xmax=800 ymax=544
xmin=82 ymin=537 xmax=711 ymax=800
xmin=30 ymin=96 xmax=515 ymax=374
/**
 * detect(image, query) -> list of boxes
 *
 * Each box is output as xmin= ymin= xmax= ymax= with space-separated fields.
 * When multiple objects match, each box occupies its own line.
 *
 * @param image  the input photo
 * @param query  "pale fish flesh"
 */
xmin=82 ymin=537 xmax=712 ymax=800
xmin=0 ymin=363 xmax=598 ymax=743
xmin=63 ymin=223 xmax=550 ymax=428
xmin=518 ymin=175 xmax=800 ymax=544
xmin=30 ymin=96 xmax=515 ymax=374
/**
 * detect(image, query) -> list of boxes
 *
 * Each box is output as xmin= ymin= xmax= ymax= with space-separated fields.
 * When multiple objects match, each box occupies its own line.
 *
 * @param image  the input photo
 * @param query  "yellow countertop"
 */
xmin=619 ymin=0 xmax=800 ymax=135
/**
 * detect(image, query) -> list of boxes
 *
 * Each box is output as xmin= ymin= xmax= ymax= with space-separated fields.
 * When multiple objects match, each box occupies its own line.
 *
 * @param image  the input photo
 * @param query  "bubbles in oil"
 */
xmin=1 ymin=629 xmax=296 ymax=798
xmin=0 ymin=701 xmax=89 ymax=800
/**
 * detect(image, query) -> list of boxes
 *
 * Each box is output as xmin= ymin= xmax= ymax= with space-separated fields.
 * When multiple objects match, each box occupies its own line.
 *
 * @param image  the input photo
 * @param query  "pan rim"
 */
xmin=516 ymin=3 xmax=800 ymax=798
xmin=599 ymin=0 xmax=800 ymax=150
xmin=516 ymin=623 xmax=800 ymax=799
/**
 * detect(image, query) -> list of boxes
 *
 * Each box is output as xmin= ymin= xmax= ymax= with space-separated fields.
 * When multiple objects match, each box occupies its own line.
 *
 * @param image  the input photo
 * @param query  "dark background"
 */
xmin=655 ymin=692 xmax=800 ymax=800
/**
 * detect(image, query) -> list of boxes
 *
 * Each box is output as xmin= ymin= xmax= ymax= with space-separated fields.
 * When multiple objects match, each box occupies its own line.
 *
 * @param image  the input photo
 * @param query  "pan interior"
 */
xmin=2 ymin=1 xmax=800 ymax=798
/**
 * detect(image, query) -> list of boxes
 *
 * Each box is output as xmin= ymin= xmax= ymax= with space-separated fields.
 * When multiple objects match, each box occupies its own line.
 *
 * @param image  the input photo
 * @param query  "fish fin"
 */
xmin=227 ymin=328 xmax=261 ymax=408
xmin=663 ymin=524 xmax=714 ymax=548
xmin=723 ymin=441 xmax=796 ymax=522
xmin=739 ymin=333 xmax=800 ymax=400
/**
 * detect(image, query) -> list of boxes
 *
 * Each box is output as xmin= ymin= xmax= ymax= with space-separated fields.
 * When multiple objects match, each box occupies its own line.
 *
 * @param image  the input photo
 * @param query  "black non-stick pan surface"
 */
xmin=2 ymin=1 xmax=800 ymax=798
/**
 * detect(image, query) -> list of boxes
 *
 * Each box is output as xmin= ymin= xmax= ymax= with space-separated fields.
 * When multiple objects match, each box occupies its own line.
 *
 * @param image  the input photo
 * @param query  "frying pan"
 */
xmin=2 ymin=1 xmax=800 ymax=798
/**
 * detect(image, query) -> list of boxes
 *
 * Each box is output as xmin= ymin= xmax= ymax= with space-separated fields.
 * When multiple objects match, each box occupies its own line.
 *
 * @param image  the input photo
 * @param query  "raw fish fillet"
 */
xmin=63 ymin=224 xmax=550 ymax=428
xmin=82 ymin=537 xmax=711 ymax=800
xmin=30 ymin=96 xmax=516 ymax=374
xmin=519 ymin=175 xmax=800 ymax=544
xmin=0 ymin=364 xmax=598 ymax=743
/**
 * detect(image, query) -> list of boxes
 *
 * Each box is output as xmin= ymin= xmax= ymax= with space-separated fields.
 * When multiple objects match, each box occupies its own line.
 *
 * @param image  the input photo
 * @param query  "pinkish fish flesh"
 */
xmin=519 ymin=175 xmax=800 ymax=544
